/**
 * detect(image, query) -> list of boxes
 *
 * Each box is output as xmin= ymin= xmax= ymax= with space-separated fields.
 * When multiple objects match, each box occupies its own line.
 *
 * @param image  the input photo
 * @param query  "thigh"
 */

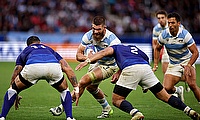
xmin=91 ymin=65 xmax=118 ymax=83
xmin=98 ymin=65 xmax=118 ymax=79
xmin=163 ymin=74 xmax=181 ymax=89
xmin=185 ymin=66 xmax=196 ymax=84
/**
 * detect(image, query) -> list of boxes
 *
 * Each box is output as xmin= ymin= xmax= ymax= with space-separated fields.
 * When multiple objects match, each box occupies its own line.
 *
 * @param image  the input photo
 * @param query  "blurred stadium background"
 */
xmin=0 ymin=0 xmax=200 ymax=63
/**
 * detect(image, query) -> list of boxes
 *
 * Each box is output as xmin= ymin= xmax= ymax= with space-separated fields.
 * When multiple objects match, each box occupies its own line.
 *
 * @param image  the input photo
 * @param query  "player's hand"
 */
xmin=75 ymin=61 xmax=88 ymax=71
xmin=71 ymin=87 xmax=79 ymax=106
xmin=152 ymin=65 xmax=158 ymax=72
xmin=181 ymin=64 xmax=192 ymax=76
xmin=111 ymin=70 xmax=121 ymax=84
xmin=14 ymin=95 xmax=22 ymax=110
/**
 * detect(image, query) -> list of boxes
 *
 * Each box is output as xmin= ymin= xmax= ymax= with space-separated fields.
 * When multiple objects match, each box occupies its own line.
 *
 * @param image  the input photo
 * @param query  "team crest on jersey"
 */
xmin=178 ymin=39 xmax=184 ymax=42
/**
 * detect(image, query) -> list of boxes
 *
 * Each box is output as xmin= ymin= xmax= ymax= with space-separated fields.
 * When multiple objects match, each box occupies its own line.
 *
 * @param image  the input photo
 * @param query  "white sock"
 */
xmin=130 ymin=109 xmax=139 ymax=116
xmin=184 ymin=106 xmax=191 ymax=115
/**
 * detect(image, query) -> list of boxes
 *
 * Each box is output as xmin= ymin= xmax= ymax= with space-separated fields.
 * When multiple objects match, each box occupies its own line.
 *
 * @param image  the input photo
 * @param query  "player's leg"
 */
xmin=163 ymin=74 xmax=184 ymax=102
xmin=86 ymin=85 xmax=113 ymax=118
xmin=51 ymin=75 xmax=75 ymax=120
xmin=0 ymin=74 xmax=32 ymax=119
xmin=112 ymin=85 xmax=144 ymax=120
xmin=149 ymin=82 xmax=200 ymax=119
xmin=184 ymin=66 xmax=200 ymax=103
xmin=164 ymin=64 xmax=187 ymax=102
xmin=49 ymin=72 xmax=94 ymax=116
xmin=86 ymin=66 xmax=115 ymax=118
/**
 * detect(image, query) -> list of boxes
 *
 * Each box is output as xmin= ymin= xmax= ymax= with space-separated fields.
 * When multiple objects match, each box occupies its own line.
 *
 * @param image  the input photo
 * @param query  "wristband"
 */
xmin=74 ymin=86 xmax=79 ymax=93
xmin=85 ymin=58 xmax=91 ymax=63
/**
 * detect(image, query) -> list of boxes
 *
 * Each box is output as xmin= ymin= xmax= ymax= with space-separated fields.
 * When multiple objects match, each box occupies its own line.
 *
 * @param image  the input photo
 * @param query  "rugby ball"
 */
xmin=84 ymin=45 xmax=97 ymax=56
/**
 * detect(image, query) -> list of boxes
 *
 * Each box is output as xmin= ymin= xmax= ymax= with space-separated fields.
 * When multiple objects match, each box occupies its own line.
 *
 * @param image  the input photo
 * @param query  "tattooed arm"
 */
xmin=10 ymin=65 xmax=23 ymax=86
xmin=59 ymin=59 xmax=78 ymax=87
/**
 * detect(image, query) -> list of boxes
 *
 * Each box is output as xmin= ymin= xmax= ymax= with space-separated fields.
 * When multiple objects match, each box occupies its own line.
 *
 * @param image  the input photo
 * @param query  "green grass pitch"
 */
xmin=0 ymin=62 xmax=199 ymax=120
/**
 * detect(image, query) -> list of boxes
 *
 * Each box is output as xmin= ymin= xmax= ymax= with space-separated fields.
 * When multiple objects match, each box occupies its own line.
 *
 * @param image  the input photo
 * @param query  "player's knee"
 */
xmin=87 ymin=72 xmax=96 ymax=82
xmin=79 ymin=75 xmax=92 ymax=88
xmin=12 ymin=82 xmax=21 ymax=93
xmin=112 ymin=94 xmax=120 ymax=107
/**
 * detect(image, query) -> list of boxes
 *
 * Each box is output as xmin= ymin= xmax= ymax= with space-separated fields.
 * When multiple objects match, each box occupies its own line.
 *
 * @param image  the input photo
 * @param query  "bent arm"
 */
xmin=76 ymin=44 xmax=87 ymax=62
xmin=75 ymin=47 xmax=114 ymax=70
xmin=188 ymin=43 xmax=199 ymax=66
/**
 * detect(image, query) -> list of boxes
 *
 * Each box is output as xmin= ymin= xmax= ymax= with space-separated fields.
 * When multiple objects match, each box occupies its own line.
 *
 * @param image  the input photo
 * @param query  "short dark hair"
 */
xmin=92 ymin=16 xmax=106 ymax=26
xmin=26 ymin=36 xmax=40 ymax=46
xmin=167 ymin=12 xmax=181 ymax=22
xmin=156 ymin=10 xmax=167 ymax=17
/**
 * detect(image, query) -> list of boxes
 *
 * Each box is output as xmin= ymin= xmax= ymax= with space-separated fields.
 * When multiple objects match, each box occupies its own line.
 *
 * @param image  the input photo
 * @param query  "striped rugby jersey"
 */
xmin=81 ymin=29 xmax=121 ymax=65
xmin=158 ymin=27 xmax=195 ymax=64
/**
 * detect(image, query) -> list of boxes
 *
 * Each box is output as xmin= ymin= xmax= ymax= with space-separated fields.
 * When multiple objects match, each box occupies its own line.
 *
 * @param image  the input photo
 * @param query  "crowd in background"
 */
xmin=0 ymin=0 xmax=200 ymax=36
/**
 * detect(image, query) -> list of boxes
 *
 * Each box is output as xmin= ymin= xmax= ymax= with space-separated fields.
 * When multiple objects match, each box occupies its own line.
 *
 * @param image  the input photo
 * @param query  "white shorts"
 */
xmin=165 ymin=59 xmax=195 ymax=77
xmin=116 ymin=64 xmax=159 ymax=90
xmin=20 ymin=63 xmax=63 ymax=85
xmin=89 ymin=63 xmax=118 ymax=85
xmin=161 ymin=46 xmax=169 ymax=63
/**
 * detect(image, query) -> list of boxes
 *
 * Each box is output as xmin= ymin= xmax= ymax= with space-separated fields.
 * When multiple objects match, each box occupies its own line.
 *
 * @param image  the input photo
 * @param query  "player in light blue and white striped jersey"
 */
xmin=153 ymin=12 xmax=200 ymax=105
xmin=50 ymin=16 xmax=121 ymax=118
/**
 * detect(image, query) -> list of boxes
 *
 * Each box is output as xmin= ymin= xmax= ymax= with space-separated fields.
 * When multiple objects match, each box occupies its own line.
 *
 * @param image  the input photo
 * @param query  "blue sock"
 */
xmin=61 ymin=89 xmax=72 ymax=118
xmin=119 ymin=100 xmax=134 ymax=114
xmin=0 ymin=88 xmax=17 ymax=118
xmin=168 ymin=95 xmax=187 ymax=111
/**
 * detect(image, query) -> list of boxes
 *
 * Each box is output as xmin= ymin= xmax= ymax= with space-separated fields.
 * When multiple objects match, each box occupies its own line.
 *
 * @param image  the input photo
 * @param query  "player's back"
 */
xmin=17 ymin=44 xmax=61 ymax=65
xmin=111 ymin=44 xmax=149 ymax=70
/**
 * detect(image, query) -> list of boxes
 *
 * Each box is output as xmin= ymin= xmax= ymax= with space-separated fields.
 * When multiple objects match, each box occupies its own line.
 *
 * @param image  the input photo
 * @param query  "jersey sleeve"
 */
xmin=81 ymin=30 xmax=93 ymax=46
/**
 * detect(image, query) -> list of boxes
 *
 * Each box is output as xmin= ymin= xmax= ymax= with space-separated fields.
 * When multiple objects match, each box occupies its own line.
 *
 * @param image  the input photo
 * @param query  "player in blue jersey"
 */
xmin=50 ymin=16 xmax=121 ymax=118
xmin=75 ymin=44 xmax=200 ymax=120
xmin=0 ymin=36 xmax=79 ymax=120
xmin=153 ymin=12 xmax=200 ymax=104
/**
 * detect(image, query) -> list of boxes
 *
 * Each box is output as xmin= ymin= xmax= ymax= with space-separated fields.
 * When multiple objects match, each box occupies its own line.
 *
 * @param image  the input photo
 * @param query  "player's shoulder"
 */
xmin=83 ymin=30 xmax=93 ymax=39
xmin=153 ymin=24 xmax=161 ymax=30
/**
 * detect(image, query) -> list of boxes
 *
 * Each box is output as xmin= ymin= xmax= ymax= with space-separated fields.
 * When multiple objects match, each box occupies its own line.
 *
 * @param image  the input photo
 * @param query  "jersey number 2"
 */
xmin=131 ymin=47 xmax=138 ymax=54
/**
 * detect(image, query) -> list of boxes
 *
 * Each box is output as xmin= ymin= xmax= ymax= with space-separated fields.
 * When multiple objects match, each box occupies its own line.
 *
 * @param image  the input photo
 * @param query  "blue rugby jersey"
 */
xmin=111 ymin=44 xmax=149 ymax=70
xmin=81 ymin=29 xmax=121 ymax=65
xmin=158 ymin=27 xmax=195 ymax=64
xmin=16 ymin=44 xmax=62 ymax=66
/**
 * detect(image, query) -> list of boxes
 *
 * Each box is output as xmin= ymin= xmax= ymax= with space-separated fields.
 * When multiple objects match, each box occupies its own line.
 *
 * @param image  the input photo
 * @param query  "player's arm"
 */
xmin=76 ymin=44 xmax=87 ymax=62
xmin=59 ymin=59 xmax=78 ymax=87
xmin=10 ymin=64 xmax=23 ymax=110
xmin=153 ymin=42 xmax=163 ymax=72
xmin=187 ymin=43 xmax=199 ymax=66
xmin=182 ymin=43 xmax=199 ymax=76
xmin=10 ymin=65 xmax=23 ymax=86
xmin=152 ymin=39 xmax=158 ymax=50
xmin=76 ymin=47 xmax=114 ymax=70
xmin=111 ymin=69 xmax=121 ymax=84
